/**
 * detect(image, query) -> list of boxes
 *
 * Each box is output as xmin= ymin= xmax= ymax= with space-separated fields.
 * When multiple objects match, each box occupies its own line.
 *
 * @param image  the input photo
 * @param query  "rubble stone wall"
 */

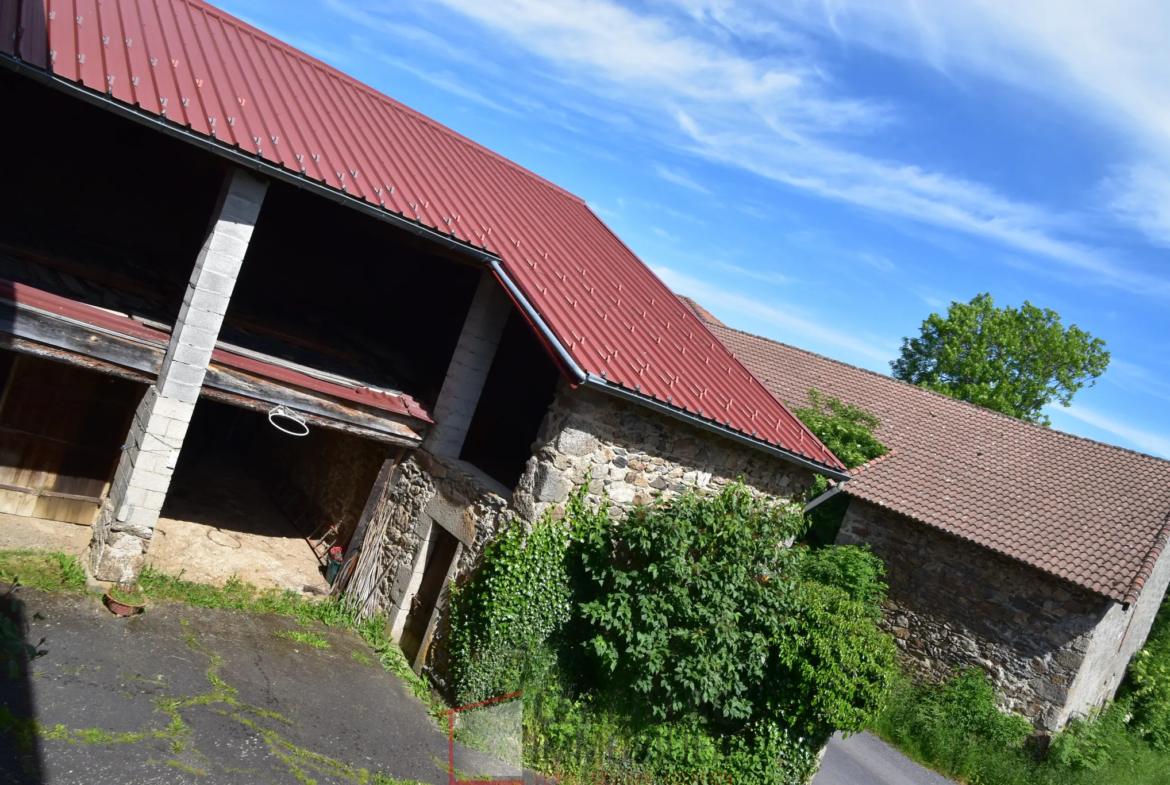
xmin=370 ymin=384 xmax=820 ymax=695
xmin=837 ymin=499 xmax=1110 ymax=732
xmin=511 ymin=384 xmax=817 ymax=524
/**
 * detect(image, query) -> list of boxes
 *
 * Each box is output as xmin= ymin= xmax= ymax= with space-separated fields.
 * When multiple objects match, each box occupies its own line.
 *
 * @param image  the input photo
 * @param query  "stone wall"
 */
xmin=837 ymin=499 xmax=1110 ymax=731
xmin=1065 ymin=543 xmax=1170 ymax=724
xmin=511 ymin=384 xmax=817 ymax=524
xmin=367 ymin=383 xmax=820 ymax=695
xmin=369 ymin=451 xmax=512 ymax=693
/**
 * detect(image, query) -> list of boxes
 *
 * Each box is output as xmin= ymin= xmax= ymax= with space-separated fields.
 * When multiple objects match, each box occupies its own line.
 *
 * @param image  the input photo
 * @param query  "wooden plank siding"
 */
xmin=0 ymin=349 xmax=142 ymax=524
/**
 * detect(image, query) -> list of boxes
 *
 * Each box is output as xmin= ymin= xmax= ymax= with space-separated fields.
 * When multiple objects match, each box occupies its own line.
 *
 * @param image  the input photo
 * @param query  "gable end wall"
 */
xmin=838 ymin=498 xmax=1109 ymax=731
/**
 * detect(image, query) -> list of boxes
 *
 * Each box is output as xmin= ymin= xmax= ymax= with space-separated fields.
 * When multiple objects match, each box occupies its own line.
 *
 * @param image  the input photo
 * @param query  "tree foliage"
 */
xmin=792 ymin=389 xmax=887 ymax=470
xmin=891 ymin=293 xmax=1109 ymax=426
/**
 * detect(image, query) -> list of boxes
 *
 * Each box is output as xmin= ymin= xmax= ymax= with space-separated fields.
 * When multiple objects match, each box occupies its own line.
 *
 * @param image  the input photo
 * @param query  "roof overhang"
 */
xmin=0 ymin=51 xmax=848 ymax=480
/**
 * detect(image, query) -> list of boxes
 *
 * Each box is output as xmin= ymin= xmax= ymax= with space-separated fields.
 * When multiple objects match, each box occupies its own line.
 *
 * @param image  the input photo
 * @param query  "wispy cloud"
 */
xmin=654 ymin=163 xmax=711 ymax=194
xmin=411 ymin=0 xmax=1167 ymax=297
xmin=1061 ymin=404 xmax=1170 ymax=458
xmin=715 ymin=261 xmax=794 ymax=285
xmin=651 ymin=226 xmax=680 ymax=241
xmin=379 ymin=55 xmax=517 ymax=114
xmin=654 ymin=266 xmax=893 ymax=363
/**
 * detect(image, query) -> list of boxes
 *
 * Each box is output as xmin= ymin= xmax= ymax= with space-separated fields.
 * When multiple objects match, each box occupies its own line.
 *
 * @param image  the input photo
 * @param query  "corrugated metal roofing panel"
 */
xmin=2 ymin=0 xmax=844 ymax=472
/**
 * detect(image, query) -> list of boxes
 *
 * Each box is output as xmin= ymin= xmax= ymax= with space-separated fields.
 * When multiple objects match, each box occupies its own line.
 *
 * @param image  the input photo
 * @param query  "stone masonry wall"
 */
xmin=838 ymin=499 xmax=1110 ymax=731
xmin=369 ymin=384 xmax=820 ymax=695
xmin=511 ymin=384 xmax=818 ymax=524
xmin=371 ymin=451 xmax=512 ymax=694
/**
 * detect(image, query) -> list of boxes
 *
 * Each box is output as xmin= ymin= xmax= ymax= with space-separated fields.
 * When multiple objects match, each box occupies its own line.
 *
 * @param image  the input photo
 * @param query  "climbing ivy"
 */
xmin=449 ymin=513 xmax=573 ymax=705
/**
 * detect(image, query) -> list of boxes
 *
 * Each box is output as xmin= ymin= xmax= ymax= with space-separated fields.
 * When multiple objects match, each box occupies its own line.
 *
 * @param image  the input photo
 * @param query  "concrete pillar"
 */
xmin=91 ymin=168 xmax=267 ymax=582
xmin=421 ymin=270 xmax=511 ymax=459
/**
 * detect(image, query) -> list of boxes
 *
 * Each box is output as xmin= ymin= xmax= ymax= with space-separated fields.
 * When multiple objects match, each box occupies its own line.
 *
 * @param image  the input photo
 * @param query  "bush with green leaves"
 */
xmin=797 ymin=544 xmax=887 ymax=614
xmin=449 ymin=514 xmax=572 ymax=705
xmin=792 ymin=389 xmax=887 ymax=471
xmin=1122 ymin=594 xmax=1170 ymax=749
xmin=574 ymin=483 xmax=896 ymax=741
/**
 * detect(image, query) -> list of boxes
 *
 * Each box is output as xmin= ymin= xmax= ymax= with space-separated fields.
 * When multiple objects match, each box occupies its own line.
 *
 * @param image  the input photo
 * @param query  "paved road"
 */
xmin=0 ymin=587 xmax=502 ymax=785
xmin=813 ymin=731 xmax=954 ymax=785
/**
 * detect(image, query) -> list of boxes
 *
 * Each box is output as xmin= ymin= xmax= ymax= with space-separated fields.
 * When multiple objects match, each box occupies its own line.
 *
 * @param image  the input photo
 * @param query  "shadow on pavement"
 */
xmin=0 ymin=584 xmax=45 ymax=784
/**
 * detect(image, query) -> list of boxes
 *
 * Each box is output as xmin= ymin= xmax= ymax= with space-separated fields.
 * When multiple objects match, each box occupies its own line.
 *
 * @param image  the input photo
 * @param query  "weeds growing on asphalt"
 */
xmin=278 ymin=629 xmax=331 ymax=649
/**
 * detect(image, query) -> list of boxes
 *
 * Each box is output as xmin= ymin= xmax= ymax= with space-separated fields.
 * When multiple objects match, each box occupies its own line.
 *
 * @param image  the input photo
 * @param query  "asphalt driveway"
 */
xmin=0 ymin=587 xmax=481 ymax=785
xmin=813 ymin=731 xmax=954 ymax=785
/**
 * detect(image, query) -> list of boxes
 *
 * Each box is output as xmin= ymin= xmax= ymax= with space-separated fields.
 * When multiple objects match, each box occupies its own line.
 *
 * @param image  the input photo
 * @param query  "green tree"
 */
xmin=891 ymin=293 xmax=1109 ymax=426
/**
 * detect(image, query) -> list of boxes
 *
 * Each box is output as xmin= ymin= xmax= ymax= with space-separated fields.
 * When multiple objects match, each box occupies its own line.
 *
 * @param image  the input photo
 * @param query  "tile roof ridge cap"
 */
xmin=1123 ymin=511 xmax=1170 ymax=606
xmin=847 ymin=448 xmax=898 ymax=476
xmin=708 ymin=322 xmax=1170 ymax=469
xmin=187 ymin=0 xmax=585 ymax=206
xmin=851 ymin=496 xmax=1124 ymax=602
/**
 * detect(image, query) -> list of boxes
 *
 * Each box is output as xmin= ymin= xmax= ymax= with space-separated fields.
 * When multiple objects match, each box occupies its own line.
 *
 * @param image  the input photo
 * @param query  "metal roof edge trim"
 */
xmin=0 ymin=53 xmax=502 ymax=270
xmin=488 ymin=259 xmax=587 ymax=385
xmin=583 ymin=373 xmax=852 ymax=482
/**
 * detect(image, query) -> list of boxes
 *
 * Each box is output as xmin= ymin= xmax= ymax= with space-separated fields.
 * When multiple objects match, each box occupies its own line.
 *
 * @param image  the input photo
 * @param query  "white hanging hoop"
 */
xmin=268 ymin=405 xmax=310 ymax=437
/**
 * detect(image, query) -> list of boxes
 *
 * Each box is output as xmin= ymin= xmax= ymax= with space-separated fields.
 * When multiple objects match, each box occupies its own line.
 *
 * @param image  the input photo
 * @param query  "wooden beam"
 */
xmin=331 ymin=447 xmax=406 ymax=597
xmin=0 ymin=301 xmax=424 ymax=443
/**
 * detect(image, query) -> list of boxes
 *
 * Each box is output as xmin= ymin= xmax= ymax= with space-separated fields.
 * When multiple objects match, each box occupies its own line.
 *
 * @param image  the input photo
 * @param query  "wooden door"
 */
xmin=0 ymin=350 xmax=143 ymax=524
xmin=400 ymin=522 xmax=460 ymax=665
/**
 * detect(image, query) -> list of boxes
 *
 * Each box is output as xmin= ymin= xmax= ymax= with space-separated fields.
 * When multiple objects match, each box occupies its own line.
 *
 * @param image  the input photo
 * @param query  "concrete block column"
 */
xmin=421 ymin=269 xmax=511 ymax=459
xmin=91 ymin=168 xmax=267 ymax=582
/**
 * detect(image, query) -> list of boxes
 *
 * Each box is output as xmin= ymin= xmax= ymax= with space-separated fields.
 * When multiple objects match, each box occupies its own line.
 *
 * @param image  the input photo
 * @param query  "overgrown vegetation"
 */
xmin=790 ymin=389 xmax=887 ymax=548
xmin=792 ymin=389 xmax=888 ymax=471
xmin=874 ymin=593 xmax=1170 ymax=785
xmin=451 ymin=485 xmax=897 ymax=784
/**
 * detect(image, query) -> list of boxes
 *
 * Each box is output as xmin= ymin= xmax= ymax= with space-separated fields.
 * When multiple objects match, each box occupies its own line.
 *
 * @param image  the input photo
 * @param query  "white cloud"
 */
xmin=1060 ymin=404 xmax=1170 ymax=459
xmin=412 ymin=0 xmax=1167 ymax=295
xmin=773 ymin=0 xmax=1170 ymax=247
xmin=654 ymin=163 xmax=711 ymax=194
xmin=715 ymin=261 xmax=794 ymax=285
xmin=654 ymin=265 xmax=893 ymax=363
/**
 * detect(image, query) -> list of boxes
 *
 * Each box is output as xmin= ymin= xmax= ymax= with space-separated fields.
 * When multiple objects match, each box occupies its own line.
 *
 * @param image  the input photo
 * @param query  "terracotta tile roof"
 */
xmin=702 ymin=318 xmax=1170 ymax=604
xmin=677 ymin=296 xmax=725 ymax=326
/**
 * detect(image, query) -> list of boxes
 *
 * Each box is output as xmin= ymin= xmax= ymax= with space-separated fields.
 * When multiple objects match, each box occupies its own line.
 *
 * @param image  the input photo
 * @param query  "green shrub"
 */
xmin=575 ymin=483 xmax=808 ymax=725
xmin=1049 ymin=702 xmax=1130 ymax=770
xmin=792 ymin=389 xmax=887 ymax=471
xmin=1124 ymin=594 xmax=1170 ymax=749
xmin=575 ymin=483 xmax=896 ymax=741
xmin=797 ymin=544 xmax=887 ymax=614
xmin=449 ymin=514 xmax=572 ymax=705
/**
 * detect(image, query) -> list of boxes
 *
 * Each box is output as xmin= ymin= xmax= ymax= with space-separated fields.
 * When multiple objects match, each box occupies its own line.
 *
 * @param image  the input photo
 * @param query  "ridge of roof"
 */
xmin=707 ymin=320 xmax=1170 ymax=469
xmin=187 ymin=1 xmax=585 ymax=206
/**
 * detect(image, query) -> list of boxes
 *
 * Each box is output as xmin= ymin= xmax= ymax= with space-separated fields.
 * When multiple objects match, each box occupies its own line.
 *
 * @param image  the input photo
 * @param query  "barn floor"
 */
xmin=0 ymin=511 xmax=91 ymax=555
xmin=146 ymin=457 xmax=330 ymax=595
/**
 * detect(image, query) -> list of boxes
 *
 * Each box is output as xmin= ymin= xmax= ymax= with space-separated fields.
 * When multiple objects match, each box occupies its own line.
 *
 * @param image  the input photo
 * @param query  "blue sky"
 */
xmin=219 ymin=0 xmax=1170 ymax=458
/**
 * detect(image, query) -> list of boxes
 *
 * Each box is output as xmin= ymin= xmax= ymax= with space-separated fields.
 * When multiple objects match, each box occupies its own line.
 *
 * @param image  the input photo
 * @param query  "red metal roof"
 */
xmin=1 ymin=0 xmax=844 ymax=472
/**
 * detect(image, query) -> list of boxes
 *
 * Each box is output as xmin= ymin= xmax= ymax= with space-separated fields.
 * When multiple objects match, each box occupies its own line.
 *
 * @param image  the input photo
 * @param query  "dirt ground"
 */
xmin=146 ymin=459 xmax=330 ymax=595
xmin=0 ymin=514 xmax=91 ymax=556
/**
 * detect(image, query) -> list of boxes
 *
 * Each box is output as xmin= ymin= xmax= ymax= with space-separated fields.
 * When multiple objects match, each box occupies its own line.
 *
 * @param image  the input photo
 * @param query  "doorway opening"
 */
xmin=150 ymin=398 xmax=386 ymax=594
xmin=396 ymin=519 xmax=461 ymax=666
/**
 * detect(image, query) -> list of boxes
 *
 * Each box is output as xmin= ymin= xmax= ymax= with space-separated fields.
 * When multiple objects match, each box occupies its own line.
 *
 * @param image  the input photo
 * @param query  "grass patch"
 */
xmin=352 ymin=651 xmax=374 ymax=665
xmin=872 ymin=671 xmax=1170 ymax=785
xmin=0 ymin=551 xmax=87 ymax=593
xmin=278 ymin=630 xmax=330 ymax=649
